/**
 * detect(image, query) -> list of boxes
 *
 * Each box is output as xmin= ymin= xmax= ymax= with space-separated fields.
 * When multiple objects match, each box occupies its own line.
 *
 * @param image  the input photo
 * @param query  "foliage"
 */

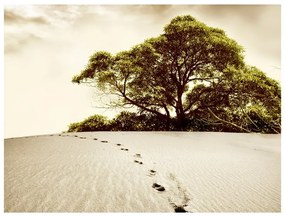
xmin=110 ymin=111 xmax=142 ymax=131
xmin=110 ymin=111 xmax=171 ymax=131
xmin=67 ymin=114 xmax=111 ymax=132
xmin=185 ymin=66 xmax=281 ymax=133
xmin=68 ymin=111 xmax=171 ymax=132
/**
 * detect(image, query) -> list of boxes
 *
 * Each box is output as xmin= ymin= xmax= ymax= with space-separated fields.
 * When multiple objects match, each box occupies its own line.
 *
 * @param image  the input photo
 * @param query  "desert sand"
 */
xmin=4 ymin=132 xmax=280 ymax=212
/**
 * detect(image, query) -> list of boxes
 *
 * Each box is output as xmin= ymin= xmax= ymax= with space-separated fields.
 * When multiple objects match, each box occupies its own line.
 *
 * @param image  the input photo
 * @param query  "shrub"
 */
xmin=67 ymin=115 xmax=111 ymax=132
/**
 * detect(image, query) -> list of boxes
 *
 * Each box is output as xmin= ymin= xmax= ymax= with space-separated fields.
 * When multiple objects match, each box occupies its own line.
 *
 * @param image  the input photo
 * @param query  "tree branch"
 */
xmin=188 ymin=77 xmax=219 ymax=83
xmin=241 ymin=108 xmax=260 ymax=130
xmin=207 ymin=108 xmax=251 ymax=133
xmin=121 ymin=93 xmax=166 ymax=118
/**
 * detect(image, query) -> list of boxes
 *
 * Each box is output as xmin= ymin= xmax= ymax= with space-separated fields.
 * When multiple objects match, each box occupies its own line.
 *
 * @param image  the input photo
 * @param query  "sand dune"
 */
xmin=4 ymin=132 xmax=280 ymax=212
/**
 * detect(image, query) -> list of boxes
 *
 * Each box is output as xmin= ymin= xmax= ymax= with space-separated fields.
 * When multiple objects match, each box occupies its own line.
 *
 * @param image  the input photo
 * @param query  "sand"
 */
xmin=4 ymin=132 xmax=280 ymax=212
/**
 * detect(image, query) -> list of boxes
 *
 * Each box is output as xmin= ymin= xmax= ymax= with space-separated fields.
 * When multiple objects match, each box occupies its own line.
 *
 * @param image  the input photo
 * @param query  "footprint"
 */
xmin=169 ymin=200 xmax=189 ymax=213
xmin=134 ymin=160 xmax=143 ymax=165
xmin=152 ymin=183 xmax=165 ymax=191
xmin=168 ymin=173 xmax=192 ymax=212
xmin=101 ymin=140 xmax=108 ymax=143
xmin=134 ymin=153 xmax=142 ymax=158
xmin=120 ymin=148 xmax=129 ymax=151
xmin=148 ymin=169 xmax=156 ymax=176
xmin=116 ymin=143 xmax=122 ymax=146
xmin=93 ymin=138 xmax=98 ymax=140
xmin=152 ymin=183 xmax=161 ymax=188
xmin=80 ymin=137 xmax=86 ymax=139
xmin=74 ymin=135 xmax=78 ymax=137
xmin=174 ymin=206 xmax=187 ymax=212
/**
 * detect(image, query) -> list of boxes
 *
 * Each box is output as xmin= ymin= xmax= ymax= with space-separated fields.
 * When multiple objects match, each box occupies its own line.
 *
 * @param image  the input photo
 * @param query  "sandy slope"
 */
xmin=4 ymin=132 xmax=280 ymax=212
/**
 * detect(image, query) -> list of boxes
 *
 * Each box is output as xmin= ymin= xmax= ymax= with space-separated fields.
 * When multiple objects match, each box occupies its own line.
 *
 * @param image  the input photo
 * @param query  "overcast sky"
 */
xmin=4 ymin=5 xmax=281 ymax=138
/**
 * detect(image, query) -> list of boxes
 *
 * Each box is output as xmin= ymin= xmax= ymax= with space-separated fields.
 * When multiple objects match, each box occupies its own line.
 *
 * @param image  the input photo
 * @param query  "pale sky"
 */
xmin=4 ymin=5 xmax=281 ymax=138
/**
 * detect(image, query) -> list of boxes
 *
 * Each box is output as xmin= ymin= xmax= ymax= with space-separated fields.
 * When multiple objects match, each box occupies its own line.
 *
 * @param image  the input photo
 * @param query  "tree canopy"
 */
xmin=71 ymin=15 xmax=280 ymax=133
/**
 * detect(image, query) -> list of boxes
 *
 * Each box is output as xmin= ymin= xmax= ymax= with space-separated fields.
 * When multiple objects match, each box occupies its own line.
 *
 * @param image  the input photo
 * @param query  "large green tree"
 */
xmin=72 ymin=15 xmax=280 ymax=132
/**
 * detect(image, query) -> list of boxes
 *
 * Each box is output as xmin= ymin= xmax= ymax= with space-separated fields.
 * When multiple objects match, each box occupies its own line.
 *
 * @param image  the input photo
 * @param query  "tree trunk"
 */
xmin=163 ymin=105 xmax=171 ymax=131
xmin=175 ymin=87 xmax=187 ymax=131
xmin=176 ymin=111 xmax=187 ymax=131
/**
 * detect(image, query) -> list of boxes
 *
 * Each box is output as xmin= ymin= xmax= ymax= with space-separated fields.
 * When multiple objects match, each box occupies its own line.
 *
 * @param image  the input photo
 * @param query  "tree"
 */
xmin=72 ymin=15 xmax=280 ymax=132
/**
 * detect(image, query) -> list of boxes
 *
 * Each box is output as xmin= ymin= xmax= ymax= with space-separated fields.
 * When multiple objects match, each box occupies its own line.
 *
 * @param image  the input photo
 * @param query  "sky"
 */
xmin=4 ymin=4 xmax=281 ymax=138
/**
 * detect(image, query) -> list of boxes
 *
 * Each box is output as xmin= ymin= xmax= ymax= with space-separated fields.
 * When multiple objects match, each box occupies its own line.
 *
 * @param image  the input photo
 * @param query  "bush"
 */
xmin=110 ymin=111 xmax=170 ymax=131
xmin=68 ymin=109 xmax=280 ymax=133
xmin=67 ymin=115 xmax=111 ymax=132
